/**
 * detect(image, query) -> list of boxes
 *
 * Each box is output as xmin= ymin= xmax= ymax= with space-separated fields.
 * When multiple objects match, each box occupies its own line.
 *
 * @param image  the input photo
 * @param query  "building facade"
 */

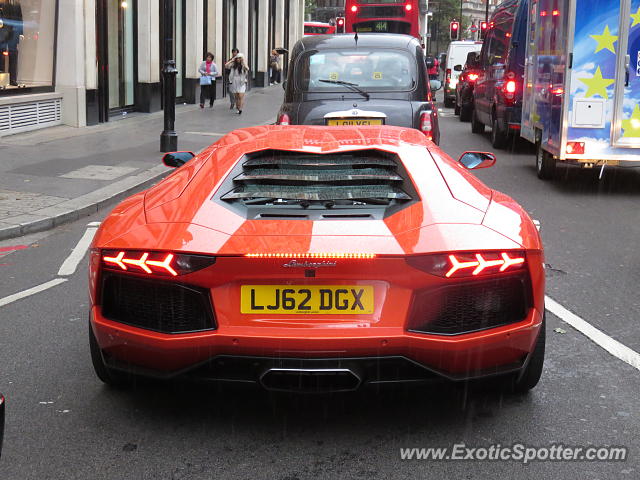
xmin=461 ymin=0 xmax=498 ymax=39
xmin=0 ymin=0 xmax=304 ymax=136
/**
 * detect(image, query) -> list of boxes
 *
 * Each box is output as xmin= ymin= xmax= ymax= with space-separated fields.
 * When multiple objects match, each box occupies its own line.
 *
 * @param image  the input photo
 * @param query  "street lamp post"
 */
xmin=485 ymin=0 xmax=489 ymax=22
xmin=160 ymin=0 xmax=178 ymax=153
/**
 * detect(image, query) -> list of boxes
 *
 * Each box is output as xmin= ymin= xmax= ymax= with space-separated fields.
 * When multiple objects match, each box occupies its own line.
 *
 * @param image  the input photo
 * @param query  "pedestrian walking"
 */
xmin=225 ymin=52 xmax=249 ymax=115
xmin=198 ymin=52 xmax=218 ymax=108
xmin=225 ymin=48 xmax=239 ymax=110
xmin=269 ymin=49 xmax=281 ymax=85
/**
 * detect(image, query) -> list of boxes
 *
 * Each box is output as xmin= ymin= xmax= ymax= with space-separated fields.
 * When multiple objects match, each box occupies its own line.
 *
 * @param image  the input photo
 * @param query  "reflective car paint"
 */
xmin=90 ymin=125 xmax=544 ymax=382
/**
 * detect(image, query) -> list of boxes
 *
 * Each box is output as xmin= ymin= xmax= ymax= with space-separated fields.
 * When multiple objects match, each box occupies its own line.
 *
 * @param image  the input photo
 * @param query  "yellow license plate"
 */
xmin=326 ymin=119 xmax=383 ymax=126
xmin=241 ymin=285 xmax=374 ymax=314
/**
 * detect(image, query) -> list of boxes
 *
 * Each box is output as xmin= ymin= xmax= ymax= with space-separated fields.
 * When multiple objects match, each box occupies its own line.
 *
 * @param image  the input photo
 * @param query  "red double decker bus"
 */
xmin=344 ymin=0 xmax=421 ymax=40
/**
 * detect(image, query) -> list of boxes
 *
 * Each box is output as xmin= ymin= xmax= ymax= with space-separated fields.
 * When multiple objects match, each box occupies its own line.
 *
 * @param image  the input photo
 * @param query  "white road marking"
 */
xmin=57 ymin=225 xmax=99 ymax=277
xmin=184 ymin=131 xmax=226 ymax=136
xmin=546 ymin=295 xmax=640 ymax=372
xmin=0 ymin=278 xmax=68 ymax=308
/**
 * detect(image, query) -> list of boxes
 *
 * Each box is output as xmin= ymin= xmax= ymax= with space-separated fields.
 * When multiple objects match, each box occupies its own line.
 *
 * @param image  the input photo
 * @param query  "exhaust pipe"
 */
xmin=259 ymin=368 xmax=362 ymax=393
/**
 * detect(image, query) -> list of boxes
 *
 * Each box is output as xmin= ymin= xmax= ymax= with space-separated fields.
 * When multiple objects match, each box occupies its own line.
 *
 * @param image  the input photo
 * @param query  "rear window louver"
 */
xmin=221 ymin=150 xmax=412 ymax=203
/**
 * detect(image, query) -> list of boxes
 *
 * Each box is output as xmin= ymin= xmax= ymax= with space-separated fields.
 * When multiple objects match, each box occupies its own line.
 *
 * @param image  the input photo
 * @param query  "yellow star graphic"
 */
xmin=578 ymin=66 xmax=615 ymax=99
xmin=590 ymin=25 xmax=618 ymax=54
xmin=621 ymin=105 xmax=640 ymax=138
xmin=632 ymin=7 xmax=640 ymax=27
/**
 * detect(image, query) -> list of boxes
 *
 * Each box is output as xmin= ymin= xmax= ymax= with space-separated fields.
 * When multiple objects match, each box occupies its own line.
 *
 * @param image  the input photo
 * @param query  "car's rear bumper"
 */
xmin=91 ymin=306 xmax=543 ymax=385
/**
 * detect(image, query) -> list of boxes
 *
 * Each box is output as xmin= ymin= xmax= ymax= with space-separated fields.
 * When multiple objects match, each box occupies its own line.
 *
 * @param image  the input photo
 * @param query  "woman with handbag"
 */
xmin=198 ymin=52 xmax=218 ymax=108
xmin=225 ymin=53 xmax=249 ymax=114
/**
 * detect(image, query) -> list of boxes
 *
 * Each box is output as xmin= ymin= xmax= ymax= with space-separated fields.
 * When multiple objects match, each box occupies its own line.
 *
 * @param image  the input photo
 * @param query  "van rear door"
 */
xmin=611 ymin=0 xmax=640 ymax=147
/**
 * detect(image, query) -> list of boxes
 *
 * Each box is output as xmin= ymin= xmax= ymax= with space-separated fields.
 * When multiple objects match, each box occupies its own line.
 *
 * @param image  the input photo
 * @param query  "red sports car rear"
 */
xmin=89 ymin=125 xmax=545 ymax=393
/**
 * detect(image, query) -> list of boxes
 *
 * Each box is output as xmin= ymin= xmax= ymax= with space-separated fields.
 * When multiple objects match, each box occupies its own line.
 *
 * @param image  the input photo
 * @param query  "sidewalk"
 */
xmin=0 ymin=86 xmax=283 ymax=240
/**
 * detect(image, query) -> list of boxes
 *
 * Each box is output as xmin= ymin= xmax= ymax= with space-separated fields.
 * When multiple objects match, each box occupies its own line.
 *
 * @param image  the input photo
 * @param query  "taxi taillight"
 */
xmin=420 ymin=112 xmax=433 ymax=140
xmin=277 ymin=113 xmax=290 ymax=125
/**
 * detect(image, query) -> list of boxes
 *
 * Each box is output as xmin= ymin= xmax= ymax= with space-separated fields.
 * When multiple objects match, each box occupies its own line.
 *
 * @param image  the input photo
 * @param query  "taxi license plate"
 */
xmin=241 ymin=285 xmax=374 ymax=314
xmin=326 ymin=119 xmax=383 ymax=126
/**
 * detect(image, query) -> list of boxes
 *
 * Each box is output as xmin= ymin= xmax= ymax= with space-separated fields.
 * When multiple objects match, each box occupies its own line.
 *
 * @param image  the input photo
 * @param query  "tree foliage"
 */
xmin=428 ymin=0 xmax=473 ymax=54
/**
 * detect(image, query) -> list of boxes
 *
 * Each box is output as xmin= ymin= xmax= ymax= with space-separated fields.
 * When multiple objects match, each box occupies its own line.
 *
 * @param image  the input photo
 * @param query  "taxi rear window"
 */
xmin=296 ymin=49 xmax=417 ymax=92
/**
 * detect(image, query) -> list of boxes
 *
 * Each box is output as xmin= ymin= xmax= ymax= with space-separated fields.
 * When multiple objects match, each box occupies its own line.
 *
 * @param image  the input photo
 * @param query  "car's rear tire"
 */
xmin=444 ymin=97 xmax=455 ymax=108
xmin=512 ymin=316 xmax=546 ymax=393
xmin=459 ymin=104 xmax=472 ymax=122
xmin=471 ymin=108 xmax=485 ymax=133
xmin=536 ymin=142 xmax=556 ymax=179
xmin=491 ymin=116 xmax=510 ymax=149
xmin=487 ymin=315 xmax=545 ymax=394
xmin=89 ymin=322 xmax=133 ymax=388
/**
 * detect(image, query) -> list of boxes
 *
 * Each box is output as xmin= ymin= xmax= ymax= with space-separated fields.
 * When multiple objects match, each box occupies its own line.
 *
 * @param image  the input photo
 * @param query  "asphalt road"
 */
xmin=0 ymin=104 xmax=638 ymax=479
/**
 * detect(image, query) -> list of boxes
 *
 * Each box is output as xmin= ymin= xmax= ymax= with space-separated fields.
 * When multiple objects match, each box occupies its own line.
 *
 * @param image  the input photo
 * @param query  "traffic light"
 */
xmin=450 ymin=21 xmax=460 ymax=41
xmin=336 ymin=17 xmax=345 ymax=33
xmin=480 ymin=21 xmax=488 ymax=40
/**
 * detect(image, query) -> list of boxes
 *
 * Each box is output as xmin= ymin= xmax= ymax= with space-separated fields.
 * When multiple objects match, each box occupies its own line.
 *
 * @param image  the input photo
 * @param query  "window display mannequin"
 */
xmin=0 ymin=0 xmax=23 ymax=87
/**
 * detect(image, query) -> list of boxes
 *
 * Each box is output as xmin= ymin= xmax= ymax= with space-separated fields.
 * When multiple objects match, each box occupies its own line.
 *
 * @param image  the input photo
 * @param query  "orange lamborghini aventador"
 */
xmin=88 ymin=125 xmax=545 ymax=393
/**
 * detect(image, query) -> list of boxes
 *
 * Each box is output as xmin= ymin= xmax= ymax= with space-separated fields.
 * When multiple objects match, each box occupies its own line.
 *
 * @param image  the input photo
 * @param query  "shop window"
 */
xmin=0 ymin=0 xmax=57 ymax=93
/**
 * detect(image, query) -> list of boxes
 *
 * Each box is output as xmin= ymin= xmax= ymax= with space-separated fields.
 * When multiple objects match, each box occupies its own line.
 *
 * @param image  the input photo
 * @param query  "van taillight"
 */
xmin=503 ymin=72 xmax=518 ymax=103
xmin=420 ymin=112 xmax=433 ymax=140
xmin=277 ymin=113 xmax=290 ymax=125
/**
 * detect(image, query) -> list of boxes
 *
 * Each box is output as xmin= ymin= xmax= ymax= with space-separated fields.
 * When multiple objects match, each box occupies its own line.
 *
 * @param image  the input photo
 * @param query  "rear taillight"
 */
xmin=407 ymin=251 xmax=527 ymax=278
xmin=245 ymin=253 xmax=376 ymax=259
xmin=277 ymin=113 xmax=290 ymax=125
xmin=101 ymin=250 xmax=216 ymax=276
xmin=405 ymin=3 xmax=412 ymax=10
xmin=566 ymin=142 xmax=585 ymax=155
xmin=467 ymin=73 xmax=479 ymax=82
xmin=446 ymin=68 xmax=451 ymax=83
xmin=502 ymin=72 xmax=519 ymax=103
xmin=419 ymin=111 xmax=433 ymax=140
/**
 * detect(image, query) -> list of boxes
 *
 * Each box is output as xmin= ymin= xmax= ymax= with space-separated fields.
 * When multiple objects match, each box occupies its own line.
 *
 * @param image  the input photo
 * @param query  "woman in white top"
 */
xmin=225 ymin=53 xmax=249 ymax=114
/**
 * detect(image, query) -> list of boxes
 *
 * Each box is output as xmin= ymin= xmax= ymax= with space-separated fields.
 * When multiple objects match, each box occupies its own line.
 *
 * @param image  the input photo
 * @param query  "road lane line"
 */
xmin=184 ymin=131 xmax=226 ymax=136
xmin=57 ymin=225 xmax=98 ymax=277
xmin=0 ymin=245 xmax=28 ymax=253
xmin=0 ymin=278 xmax=68 ymax=308
xmin=546 ymin=295 xmax=640 ymax=372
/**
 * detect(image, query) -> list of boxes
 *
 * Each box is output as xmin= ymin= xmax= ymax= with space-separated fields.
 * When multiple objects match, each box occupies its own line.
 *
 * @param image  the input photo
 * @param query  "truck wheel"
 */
xmin=471 ymin=108 xmax=485 ymax=134
xmin=459 ymin=104 xmax=472 ymax=122
xmin=536 ymin=143 xmax=556 ymax=179
xmin=491 ymin=116 xmax=510 ymax=149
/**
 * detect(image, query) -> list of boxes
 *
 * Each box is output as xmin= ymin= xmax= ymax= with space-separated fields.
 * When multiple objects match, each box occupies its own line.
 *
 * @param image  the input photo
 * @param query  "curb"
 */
xmin=0 ymin=165 xmax=169 ymax=241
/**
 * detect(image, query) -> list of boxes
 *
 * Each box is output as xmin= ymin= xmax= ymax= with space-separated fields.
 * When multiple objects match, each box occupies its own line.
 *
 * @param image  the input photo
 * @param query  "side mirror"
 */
xmin=429 ymin=79 xmax=442 ymax=91
xmin=163 ymin=151 xmax=195 ymax=168
xmin=453 ymin=64 xmax=463 ymax=72
xmin=458 ymin=151 xmax=496 ymax=170
xmin=275 ymin=47 xmax=288 ymax=55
